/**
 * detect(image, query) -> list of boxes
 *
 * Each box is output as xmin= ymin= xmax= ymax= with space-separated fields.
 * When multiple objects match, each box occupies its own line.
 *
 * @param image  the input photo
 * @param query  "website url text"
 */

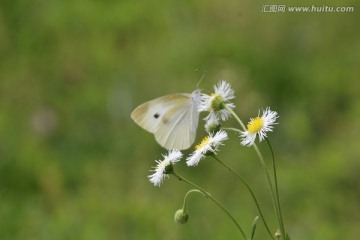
xmin=261 ymin=5 xmax=355 ymax=13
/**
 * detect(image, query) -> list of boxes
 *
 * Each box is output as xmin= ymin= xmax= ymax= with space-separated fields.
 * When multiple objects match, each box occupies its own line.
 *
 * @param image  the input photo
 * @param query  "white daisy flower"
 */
xmin=186 ymin=130 xmax=228 ymax=166
xmin=240 ymin=107 xmax=278 ymax=147
xmin=148 ymin=149 xmax=182 ymax=187
xmin=198 ymin=80 xmax=235 ymax=123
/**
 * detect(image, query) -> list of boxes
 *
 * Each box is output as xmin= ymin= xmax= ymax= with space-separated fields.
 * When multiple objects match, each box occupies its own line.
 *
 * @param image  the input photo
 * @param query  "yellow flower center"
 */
xmin=195 ymin=136 xmax=210 ymax=150
xmin=247 ymin=117 xmax=264 ymax=134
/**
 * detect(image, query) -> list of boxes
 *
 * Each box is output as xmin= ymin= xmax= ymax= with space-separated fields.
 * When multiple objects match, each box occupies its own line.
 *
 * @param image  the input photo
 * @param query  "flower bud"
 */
xmin=174 ymin=209 xmax=189 ymax=224
xmin=275 ymin=230 xmax=281 ymax=239
xmin=205 ymin=121 xmax=222 ymax=134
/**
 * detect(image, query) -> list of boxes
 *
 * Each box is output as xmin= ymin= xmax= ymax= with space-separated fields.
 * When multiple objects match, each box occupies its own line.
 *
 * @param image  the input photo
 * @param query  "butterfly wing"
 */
xmin=131 ymin=94 xmax=187 ymax=134
xmin=131 ymin=91 xmax=200 ymax=150
xmin=154 ymin=97 xmax=199 ymax=149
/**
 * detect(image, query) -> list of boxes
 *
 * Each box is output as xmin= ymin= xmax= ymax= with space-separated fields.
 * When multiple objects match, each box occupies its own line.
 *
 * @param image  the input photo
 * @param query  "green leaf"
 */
xmin=250 ymin=216 xmax=259 ymax=240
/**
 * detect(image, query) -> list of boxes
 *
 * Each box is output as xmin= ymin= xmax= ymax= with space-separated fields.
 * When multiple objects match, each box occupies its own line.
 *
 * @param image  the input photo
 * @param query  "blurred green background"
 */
xmin=0 ymin=0 xmax=359 ymax=239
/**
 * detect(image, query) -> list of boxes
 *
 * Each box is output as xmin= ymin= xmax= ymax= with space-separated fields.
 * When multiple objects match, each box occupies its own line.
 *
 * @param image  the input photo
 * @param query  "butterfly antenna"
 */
xmin=196 ymin=70 xmax=207 ymax=88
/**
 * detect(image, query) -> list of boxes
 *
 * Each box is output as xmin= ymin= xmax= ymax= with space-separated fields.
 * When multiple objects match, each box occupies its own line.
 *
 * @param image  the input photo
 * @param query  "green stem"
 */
xmin=210 ymin=154 xmax=275 ymax=240
xmin=223 ymin=105 xmax=247 ymax=131
xmin=222 ymin=127 xmax=242 ymax=134
xmin=252 ymin=143 xmax=281 ymax=236
xmin=182 ymin=189 xmax=204 ymax=211
xmin=224 ymin=105 xmax=282 ymax=236
xmin=266 ymin=138 xmax=286 ymax=239
xmin=171 ymin=170 xmax=248 ymax=240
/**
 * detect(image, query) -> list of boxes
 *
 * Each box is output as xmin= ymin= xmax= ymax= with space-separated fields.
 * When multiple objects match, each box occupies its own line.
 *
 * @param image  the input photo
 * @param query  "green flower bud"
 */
xmin=205 ymin=122 xmax=222 ymax=134
xmin=174 ymin=209 xmax=189 ymax=224
xmin=275 ymin=230 xmax=281 ymax=239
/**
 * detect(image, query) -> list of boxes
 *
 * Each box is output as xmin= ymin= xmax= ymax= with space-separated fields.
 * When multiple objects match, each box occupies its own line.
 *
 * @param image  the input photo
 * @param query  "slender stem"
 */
xmin=182 ymin=189 xmax=204 ymax=211
xmin=211 ymin=154 xmax=275 ymax=240
xmin=222 ymin=127 xmax=242 ymax=134
xmin=224 ymin=105 xmax=282 ymax=236
xmin=252 ymin=143 xmax=281 ymax=235
xmin=223 ymin=105 xmax=247 ymax=131
xmin=266 ymin=138 xmax=286 ymax=239
xmin=171 ymin=170 xmax=248 ymax=240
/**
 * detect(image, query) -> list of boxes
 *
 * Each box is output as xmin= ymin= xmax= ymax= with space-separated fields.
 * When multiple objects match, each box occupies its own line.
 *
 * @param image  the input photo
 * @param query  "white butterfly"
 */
xmin=131 ymin=89 xmax=201 ymax=150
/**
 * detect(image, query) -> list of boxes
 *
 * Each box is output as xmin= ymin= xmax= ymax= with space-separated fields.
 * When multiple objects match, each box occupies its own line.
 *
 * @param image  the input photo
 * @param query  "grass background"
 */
xmin=0 ymin=0 xmax=359 ymax=239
